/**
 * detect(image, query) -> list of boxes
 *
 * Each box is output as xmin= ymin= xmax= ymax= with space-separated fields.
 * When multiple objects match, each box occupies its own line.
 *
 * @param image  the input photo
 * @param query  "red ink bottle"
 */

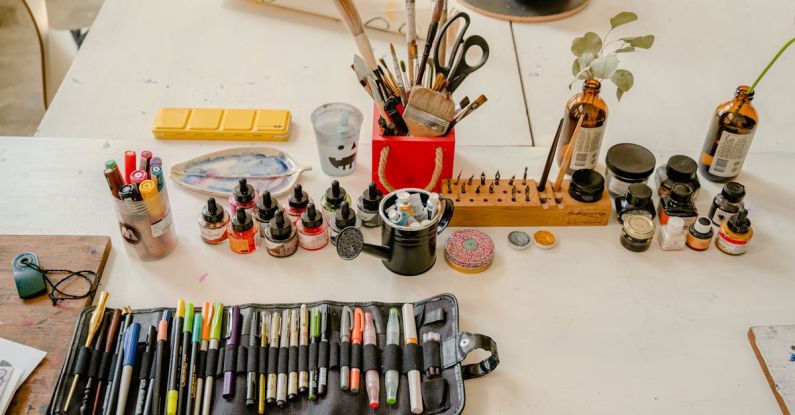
xmin=229 ymin=178 xmax=258 ymax=215
xmin=227 ymin=206 xmax=260 ymax=254
xmin=297 ymin=203 xmax=329 ymax=250
xmin=286 ymin=184 xmax=310 ymax=223
xmin=199 ymin=197 xmax=229 ymax=244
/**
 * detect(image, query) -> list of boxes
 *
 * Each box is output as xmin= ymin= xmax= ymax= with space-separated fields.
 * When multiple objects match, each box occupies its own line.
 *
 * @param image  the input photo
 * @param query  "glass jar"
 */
xmin=568 ymin=169 xmax=605 ymax=203
xmin=199 ymin=197 xmax=229 ymax=245
xmin=716 ymin=208 xmax=753 ymax=255
xmin=357 ymin=183 xmax=383 ymax=228
xmin=615 ymin=183 xmax=656 ymax=224
xmin=655 ymin=154 xmax=700 ymax=199
xmin=620 ymin=215 xmax=656 ymax=252
xmin=227 ymin=206 xmax=260 ymax=254
xmin=556 ymin=79 xmax=609 ymax=172
xmin=699 ymin=86 xmax=758 ymax=182
xmin=686 ymin=217 xmax=714 ymax=251
xmin=708 ymin=181 xmax=746 ymax=226
xmin=658 ymin=183 xmax=698 ymax=228
xmin=658 ymin=216 xmax=686 ymax=251
xmin=604 ymin=143 xmax=656 ymax=198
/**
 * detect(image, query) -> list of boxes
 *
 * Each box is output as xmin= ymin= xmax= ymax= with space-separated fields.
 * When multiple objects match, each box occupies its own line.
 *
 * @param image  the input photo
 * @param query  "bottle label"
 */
xmin=571 ymin=125 xmax=605 ymax=170
xmin=151 ymin=214 xmax=173 ymax=238
xmin=264 ymin=235 xmax=298 ymax=257
xmin=229 ymin=233 xmax=259 ymax=253
xmin=298 ymin=228 xmax=329 ymax=250
xmin=716 ymin=230 xmax=749 ymax=255
xmin=711 ymin=206 xmax=735 ymax=226
xmin=708 ymin=130 xmax=756 ymax=177
xmin=201 ymin=225 xmax=227 ymax=242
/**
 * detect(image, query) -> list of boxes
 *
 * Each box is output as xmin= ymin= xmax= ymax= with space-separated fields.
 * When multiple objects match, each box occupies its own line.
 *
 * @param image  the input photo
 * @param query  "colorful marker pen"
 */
xmin=185 ymin=312 xmax=202 ymax=415
xmin=308 ymin=307 xmax=321 ymax=401
xmin=222 ymin=306 xmax=241 ymax=399
xmin=115 ymin=323 xmax=140 ymax=415
xmin=124 ymin=151 xmax=136 ymax=184
xmin=339 ymin=306 xmax=353 ymax=391
xmin=258 ymin=312 xmax=270 ymax=415
xmin=245 ymin=311 xmax=260 ymax=408
xmin=139 ymin=150 xmax=153 ymax=176
xmin=276 ymin=309 xmax=290 ymax=407
xmin=150 ymin=164 xmax=165 ymax=192
xmin=319 ymin=304 xmax=330 ymax=396
xmin=403 ymin=303 xmax=423 ymax=414
xmin=266 ymin=311 xmax=281 ymax=405
xmin=149 ymin=311 xmax=170 ymax=415
xmin=202 ymin=303 xmax=223 ymax=415
xmin=298 ymin=305 xmax=309 ymax=394
xmin=350 ymin=308 xmax=364 ymax=394
xmin=129 ymin=169 xmax=148 ymax=186
xmin=364 ymin=312 xmax=379 ymax=409
xmin=193 ymin=303 xmax=213 ymax=415
xmin=385 ymin=308 xmax=400 ymax=405
xmin=165 ymin=299 xmax=185 ymax=415
xmin=288 ymin=309 xmax=299 ymax=400
xmin=178 ymin=302 xmax=195 ymax=415
xmin=133 ymin=325 xmax=155 ymax=415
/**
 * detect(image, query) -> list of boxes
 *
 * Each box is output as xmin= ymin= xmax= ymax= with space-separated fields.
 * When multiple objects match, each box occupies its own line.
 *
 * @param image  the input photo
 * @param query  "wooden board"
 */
xmin=0 ymin=235 xmax=111 ymax=415
xmin=458 ymin=0 xmax=589 ymax=23
xmin=748 ymin=326 xmax=795 ymax=415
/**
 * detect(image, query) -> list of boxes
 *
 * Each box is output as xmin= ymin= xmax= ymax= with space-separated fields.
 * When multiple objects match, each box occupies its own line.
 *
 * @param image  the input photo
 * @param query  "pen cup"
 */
xmin=111 ymin=188 xmax=177 ymax=260
xmin=311 ymin=103 xmax=363 ymax=176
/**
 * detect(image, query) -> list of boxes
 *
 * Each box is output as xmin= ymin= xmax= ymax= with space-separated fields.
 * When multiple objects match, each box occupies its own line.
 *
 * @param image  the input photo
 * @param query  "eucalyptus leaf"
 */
xmin=621 ymin=35 xmax=655 ymax=49
xmin=610 ymin=11 xmax=638 ymax=29
xmin=589 ymin=54 xmax=619 ymax=80
xmin=611 ymin=69 xmax=634 ymax=101
xmin=573 ymin=52 xmax=595 ymax=79
xmin=615 ymin=46 xmax=635 ymax=53
xmin=571 ymin=32 xmax=602 ymax=57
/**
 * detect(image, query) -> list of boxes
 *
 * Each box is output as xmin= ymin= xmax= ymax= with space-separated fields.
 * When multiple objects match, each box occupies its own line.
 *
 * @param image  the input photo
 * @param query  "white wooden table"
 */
xmin=5 ymin=0 xmax=795 ymax=413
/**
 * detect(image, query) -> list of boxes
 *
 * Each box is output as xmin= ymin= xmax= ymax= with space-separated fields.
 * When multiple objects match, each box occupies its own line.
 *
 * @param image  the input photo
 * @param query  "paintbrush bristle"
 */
xmin=404 ymin=87 xmax=454 ymax=136
xmin=333 ymin=0 xmax=365 ymax=35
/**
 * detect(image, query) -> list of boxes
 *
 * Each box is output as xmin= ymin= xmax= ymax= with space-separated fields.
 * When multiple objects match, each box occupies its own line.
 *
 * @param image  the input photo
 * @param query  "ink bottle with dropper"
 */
xmin=716 ymin=208 xmax=753 ymax=255
xmin=264 ymin=209 xmax=298 ymax=258
xmin=229 ymin=177 xmax=258 ymax=215
xmin=357 ymin=182 xmax=383 ymax=228
xmin=199 ymin=197 xmax=229 ymax=245
xmin=330 ymin=201 xmax=359 ymax=244
xmin=286 ymin=184 xmax=310 ymax=222
xmin=255 ymin=191 xmax=279 ymax=237
xmin=296 ymin=203 xmax=329 ymax=250
xmin=227 ymin=206 xmax=260 ymax=254
xmin=321 ymin=180 xmax=351 ymax=214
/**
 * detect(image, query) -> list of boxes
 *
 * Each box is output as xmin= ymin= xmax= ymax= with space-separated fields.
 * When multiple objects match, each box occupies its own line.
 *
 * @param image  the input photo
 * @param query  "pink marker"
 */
xmin=364 ymin=312 xmax=379 ymax=409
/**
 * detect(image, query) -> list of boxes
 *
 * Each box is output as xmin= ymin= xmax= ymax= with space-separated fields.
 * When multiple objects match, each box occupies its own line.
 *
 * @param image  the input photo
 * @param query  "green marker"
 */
xmin=385 ymin=308 xmax=401 ymax=405
xmin=202 ymin=303 xmax=224 ymax=415
xmin=177 ymin=302 xmax=194 ymax=415
xmin=185 ymin=312 xmax=202 ymax=415
xmin=308 ymin=308 xmax=321 ymax=401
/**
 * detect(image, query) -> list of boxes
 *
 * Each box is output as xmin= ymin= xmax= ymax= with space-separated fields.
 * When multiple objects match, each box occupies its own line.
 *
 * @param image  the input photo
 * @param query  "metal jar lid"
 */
xmin=623 ymin=215 xmax=656 ymax=240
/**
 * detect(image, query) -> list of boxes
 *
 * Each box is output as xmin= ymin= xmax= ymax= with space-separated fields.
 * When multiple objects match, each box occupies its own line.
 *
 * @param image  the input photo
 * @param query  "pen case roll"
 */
xmin=51 ymin=293 xmax=498 ymax=415
xmin=110 ymin=187 xmax=177 ymax=261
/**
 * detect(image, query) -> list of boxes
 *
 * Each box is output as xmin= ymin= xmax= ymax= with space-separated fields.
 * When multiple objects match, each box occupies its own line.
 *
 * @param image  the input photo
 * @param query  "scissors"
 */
xmin=432 ymin=12 xmax=490 ymax=93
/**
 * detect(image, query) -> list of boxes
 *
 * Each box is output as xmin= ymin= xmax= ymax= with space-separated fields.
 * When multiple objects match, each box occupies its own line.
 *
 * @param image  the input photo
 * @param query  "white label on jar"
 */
xmin=711 ymin=207 xmax=734 ymax=226
xmin=571 ymin=125 xmax=606 ymax=170
xmin=298 ymin=230 xmax=329 ymax=250
xmin=151 ymin=214 xmax=173 ymax=238
xmin=708 ymin=130 xmax=756 ymax=177
xmin=717 ymin=231 xmax=749 ymax=254
xmin=201 ymin=226 xmax=227 ymax=241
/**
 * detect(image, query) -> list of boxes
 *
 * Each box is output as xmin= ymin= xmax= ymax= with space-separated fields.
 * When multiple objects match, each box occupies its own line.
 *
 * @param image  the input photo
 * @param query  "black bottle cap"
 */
xmin=289 ymin=184 xmax=309 ymax=209
xmin=335 ymin=201 xmax=357 ymax=228
xmin=256 ymin=191 xmax=279 ymax=222
xmin=269 ymin=209 xmax=293 ymax=240
xmin=670 ymin=183 xmax=693 ymax=203
xmin=231 ymin=206 xmax=253 ymax=232
xmin=568 ymin=169 xmax=605 ymax=203
xmin=626 ymin=183 xmax=653 ymax=206
xmin=722 ymin=182 xmax=746 ymax=203
xmin=666 ymin=155 xmax=698 ymax=182
xmin=202 ymin=197 xmax=226 ymax=223
xmin=233 ymin=178 xmax=255 ymax=204
xmin=361 ymin=182 xmax=383 ymax=211
xmin=605 ymin=143 xmax=656 ymax=180
xmin=119 ymin=184 xmax=141 ymax=201
xmin=325 ymin=180 xmax=347 ymax=208
xmin=727 ymin=208 xmax=751 ymax=233
xmin=301 ymin=203 xmax=324 ymax=229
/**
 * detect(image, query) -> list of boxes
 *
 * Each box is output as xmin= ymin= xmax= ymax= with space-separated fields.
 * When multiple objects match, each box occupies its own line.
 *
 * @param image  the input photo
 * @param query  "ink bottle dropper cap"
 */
xmin=727 ymin=208 xmax=751 ymax=233
xmin=256 ymin=191 xmax=279 ymax=221
xmin=670 ymin=183 xmax=693 ymax=204
xmin=325 ymin=180 xmax=347 ymax=209
xmin=231 ymin=206 xmax=254 ymax=232
xmin=335 ymin=201 xmax=357 ymax=228
xmin=361 ymin=183 xmax=383 ymax=211
xmin=203 ymin=198 xmax=226 ymax=224
xmin=721 ymin=182 xmax=746 ymax=203
xmin=269 ymin=209 xmax=292 ymax=240
xmin=301 ymin=203 xmax=324 ymax=229
xmin=289 ymin=184 xmax=309 ymax=209
xmin=233 ymin=178 xmax=255 ymax=204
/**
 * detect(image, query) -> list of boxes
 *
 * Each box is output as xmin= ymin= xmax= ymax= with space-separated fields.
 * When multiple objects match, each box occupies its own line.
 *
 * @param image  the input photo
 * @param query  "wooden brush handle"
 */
xmin=553 ymin=113 xmax=585 ymax=192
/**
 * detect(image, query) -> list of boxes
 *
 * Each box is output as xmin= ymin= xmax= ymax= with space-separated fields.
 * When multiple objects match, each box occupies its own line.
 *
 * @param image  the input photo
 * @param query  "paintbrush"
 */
xmin=537 ymin=118 xmax=564 ymax=192
xmin=354 ymin=55 xmax=392 ymax=123
xmin=400 ymin=60 xmax=409 ymax=92
xmin=333 ymin=0 xmax=378 ymax=71
xmin=365 ymin=75 xmax=396 ymax=131
xmin=415 ymin=0 xmax=445 ymax=85
xmin=553 ymin=113 xmax=585 ymax=192
xmin=404 ymin=87 xmax=454 ymax=137
xmin=445 ymin=94 xmax=487 ymax=133
xmin=378 ymin=58 xmax=401 ymax=98
xmin=350 ymin=64 xmax=373 ymax=98
xmin=389 ymin=44 xmax=408 ymax=103
xmin=438 ymin=0 xmax=448 ymax=63
xmin=64 ymin=291 xmax=110 ymax=411
xmin=405 ymin=0 xmax=417 ymax=87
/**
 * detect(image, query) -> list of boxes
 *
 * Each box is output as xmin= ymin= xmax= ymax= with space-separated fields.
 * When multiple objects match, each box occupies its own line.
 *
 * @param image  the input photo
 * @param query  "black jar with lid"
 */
xmin=614 ymin=183 xmax=656 ymax=223
xmin=708 ymin=181 xmax=746 ymax=226
xmin=656 ymin=155 xmax=701 ymax=198
xmin=658 ymin=182 xmax=698 ymax=228
xmin=568 ymin=169 xmax=605 ymax=203
xmin=604 ymin=143 xmax=656 ymax=198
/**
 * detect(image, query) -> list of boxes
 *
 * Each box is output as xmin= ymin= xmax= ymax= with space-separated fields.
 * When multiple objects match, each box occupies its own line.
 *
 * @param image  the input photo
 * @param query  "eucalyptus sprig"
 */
xmin=569 ymin=11 xmax=655 ymax=100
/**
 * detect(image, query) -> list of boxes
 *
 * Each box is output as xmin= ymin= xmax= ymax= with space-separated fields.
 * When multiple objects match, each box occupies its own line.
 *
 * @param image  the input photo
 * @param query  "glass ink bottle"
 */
xmin=357 ymin=182 xmax=383 ymax=228
xmin=330 ymin=201 xmax=359 ymax=245
xmin=199 ymin=197 xmax=229 ymax=245
xmin=686 ymin=217 xmax=714 ymax=251
xmin=620 ymin=215 xmax=656 ymax=253
xmin=286 ymin=184 xmax=310 ymax=222
xmin=296 ymin=203 xmax=329 ymax=250
xmin=556 ymin=79 xmax=609 ymax=172
xmin=255 ymin=191 xmax=279 ymax=237
xmin=264 ymin=209 xmax=298 ymax=258
xmin=655 ymin=154 xmax=700 ymax=199
xmin=716 ymin=208 xmax=753 ymax=255
xmin=321 ymin=180 xmax=351 ymax=214
xmin=229 ymin=178 xmax=257 ymax=215
xmin=709 ymin=181 xmax=745 ymax=226
xmin=614 ymin=183 xmax=656 ymax=224
xmin=658 ymin=216 xmax=686 ymax=251
xmin=699 ymin=86 xmax=758 ymax=182
xmin=604 ymin=143 xmax=656 ymax=199
xmin=227 ymin=206 xmax=259 ymax=254
xmin=658 ymin=183 xmax=698 ymax=228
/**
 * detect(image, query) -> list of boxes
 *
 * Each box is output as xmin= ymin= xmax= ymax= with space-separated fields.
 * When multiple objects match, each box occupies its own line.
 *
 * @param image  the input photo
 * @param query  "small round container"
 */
xmin=656 ymin=155 xmax=701 ymax=198
xmin=444 ymin=229 xmax=495 ymax=273
xmin=605 ymin=143 xmax=656 ymax=198
xmin=507 ymin=231 xmax=531 ymax=250
xmin=620 ymin=215 xmax=655 ymax=252
xmin=311 ymin=103 xmax=363 ymax=176
xmin=568 ymin=169 xmax=605 ymax=203
xmin=533 ymin=230 xmax=557 ymax=250
xmin=264 ymin=209 xmax=298 ymax=258
xmin=199 ymin=197 xmax=229 ymax=245
xmin=227 ymin=206 xmax=260 ymax=254
xmin=686 ymin=217 xmax=714 ymax=251
xmin=296 ymin=203 xmax=329 ymax=250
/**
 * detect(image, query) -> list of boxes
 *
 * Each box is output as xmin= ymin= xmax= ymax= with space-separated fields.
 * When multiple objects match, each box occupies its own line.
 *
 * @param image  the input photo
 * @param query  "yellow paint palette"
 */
xmin=152 ymin=108 xmax=291 ymax=141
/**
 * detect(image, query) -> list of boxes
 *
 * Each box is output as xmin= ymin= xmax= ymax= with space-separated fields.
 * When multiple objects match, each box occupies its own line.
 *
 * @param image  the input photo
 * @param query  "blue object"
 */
xmin=11 ymin=252 xmax=46 ymax=299
xmin=123 ymin=323 xmax=141 ymax=366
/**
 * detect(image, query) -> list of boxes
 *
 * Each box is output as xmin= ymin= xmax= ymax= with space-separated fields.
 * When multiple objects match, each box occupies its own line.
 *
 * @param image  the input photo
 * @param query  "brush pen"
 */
xmin=193 ymin=303 xmax=214 ymax=415
xmin=245 ymin=311 xmax=259 ymax=408
xmin=78 ymin=316 xmax=109 ymax=415
xmin=133 ymin=325 xmax=156 ymax=415
xmin=178 ymin=303 xmax=194 ymax=415
xmin=538 ymin=118 xmax=564 ymax=193
xmin=416 ymin=0 xmax=444 ymax=84
xmin=257 ymin=312 xmax=270 ymax=415
xmin=405 ymin=0 xmax=417 ymax=86
xmin=166 ymin=299 xmax=186 ymax=415
xmin=124 ymin=151 xmax=136 ymax=184
xmin=350 ymin=308 xmax=364 ymax=394
xmin=339 ymin=306 xmax=353 ymax=391
xmin=185 ymin=313 xmax=202 ymax=415
xmin=307 ymin=307 xmax=320 ymax=401
xmin=64 ymin=292 xmax=109 ymax=412
xmin=318 ymin=305 xmax=330 ymax=396
xmin=364 ymin=312 xmax=379 ymax=409
xmin=298 ymin=305 xmax=309 ymax=394
xmin=146 ymin=311 xmax=170 ymax=415
xmin=222 ymin=306 xmax=241 ymax=399
xmin=385 ymin=308 xmax=400 ymax=405
xmin=266 ymin=311 xmax=281 ymax=405
xmin=202 ymin=302 xmax=223 ymax=415
xmin=403 ymin=304 xmax=423 ymax=414
xmin=104 ymin=308 xmax=133 ymax=415
xmin=276 ymin=309 xmax=290 ymax=407
xmin=287 ymin=308 xmax=299 ymax=400
xmin=115 ymin=323 xmax=140 ymax=415
xmin=92 ymin=309 xmax=122 ymax=415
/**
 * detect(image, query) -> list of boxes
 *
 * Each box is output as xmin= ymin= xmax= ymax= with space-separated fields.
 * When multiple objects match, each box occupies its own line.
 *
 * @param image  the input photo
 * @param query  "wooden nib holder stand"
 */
xmin=441 ymin=178 xmax=611 ymax=227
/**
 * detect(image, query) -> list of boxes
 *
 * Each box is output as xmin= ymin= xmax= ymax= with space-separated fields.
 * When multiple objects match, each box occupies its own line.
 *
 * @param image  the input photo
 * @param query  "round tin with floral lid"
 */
xmin=444 ymin=229 xmax=495 ymax=274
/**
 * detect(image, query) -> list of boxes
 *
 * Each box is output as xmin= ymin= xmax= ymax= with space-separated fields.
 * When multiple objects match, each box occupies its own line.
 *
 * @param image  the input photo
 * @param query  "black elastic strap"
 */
xmin=288 ymin=346 xmax=298 ymax=373
xmin=247 ymin=345 xmax=259 ymax=373
xmin=197 ymin=349 xmax=207 ymax=378
xmin=340 ymin=341 xmax=351 ymax=367
xmin=267 ymin=346 xmax=278 ymax=375
xmin=97 ymin=350 xmax=114 ymax=381
xmin=205 ymin=348 xmax=219 ymax=378
xmin=87 ymin=348 xmax=102 ymax=378
xmin=318 ymin=341 xmax=330 ymax=370
xmin=223 ymin=344 xmax=237 ymax=373
xmin=441 ymin=332 xmax=500 ymax=380
xmin=258 ymin=346 xmax=267 ymax=376
xmin=216 ymin=345 xmax=225 ymax=377
xmin=350 ymin=343 xmax=362 ymax=370
xmin=422 ymin=378 xmax=450 ymax=414
xmin=236 ymin=344 xmax=247 ymax=375
xmin=308 ymin=342 xmax=318 ymax=371
xmin=329 ymin=341 xmax=339 ymax=369
xmin=422 ymin=305 xmax=446 ymax=326
xmin=298 ymin=345 xmax=308 ymax=373
xmin=422 ymin=340 xmax=441 ymax=374
xmin=362 ymin=344 xmax=380 ymax=373
xmin=382 ymin=344 xmax=401 ymax=372
xmin=402 ymin=342 xmax=422 ymax=374
xmin=277 ymin=347 xmax=289 ymax=375
xmin=73 ymin=347 xmax=91 ymax=376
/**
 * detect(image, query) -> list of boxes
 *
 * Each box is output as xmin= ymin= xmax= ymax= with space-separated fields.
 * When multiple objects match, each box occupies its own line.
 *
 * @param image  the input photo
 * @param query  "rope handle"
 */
xmin=377 ymin=146 xmax=444 ymax=193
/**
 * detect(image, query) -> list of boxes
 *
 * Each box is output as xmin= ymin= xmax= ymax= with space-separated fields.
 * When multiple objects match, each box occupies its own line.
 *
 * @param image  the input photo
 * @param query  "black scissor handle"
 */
xmin=433 ymin=12 xmax=471 ymax=79
xmin=446 ymin=35 xmax=489 ymax=93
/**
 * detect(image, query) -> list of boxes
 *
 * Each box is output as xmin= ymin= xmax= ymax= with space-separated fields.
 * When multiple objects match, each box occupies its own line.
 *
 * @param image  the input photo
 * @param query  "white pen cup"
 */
xmin=311 ymin=103 xmax=363 ymax=176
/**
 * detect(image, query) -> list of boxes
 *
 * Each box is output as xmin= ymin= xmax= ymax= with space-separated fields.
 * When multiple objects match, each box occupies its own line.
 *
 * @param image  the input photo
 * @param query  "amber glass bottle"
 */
xmin=699 ymin=86 xmax=758 ymax=182
xmin=556 ymin=79 xmax=609 ymax=172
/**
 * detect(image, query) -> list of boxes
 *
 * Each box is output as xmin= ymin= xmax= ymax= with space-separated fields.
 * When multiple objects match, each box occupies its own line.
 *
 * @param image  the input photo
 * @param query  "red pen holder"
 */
xmin=371 ymin=108 xmax=456 ymax=193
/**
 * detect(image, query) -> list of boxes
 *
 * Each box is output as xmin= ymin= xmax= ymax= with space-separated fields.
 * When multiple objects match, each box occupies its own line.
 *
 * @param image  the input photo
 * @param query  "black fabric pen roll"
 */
xmin=318 ymin=305 xmax=331 ymax=396
xmin=78 ymin=317 xmax=110 ymax=415
xmin=134 ymin=325 xmax=156 ymax=415
xmin=102 ymin=310 xmax=133 ymax=415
